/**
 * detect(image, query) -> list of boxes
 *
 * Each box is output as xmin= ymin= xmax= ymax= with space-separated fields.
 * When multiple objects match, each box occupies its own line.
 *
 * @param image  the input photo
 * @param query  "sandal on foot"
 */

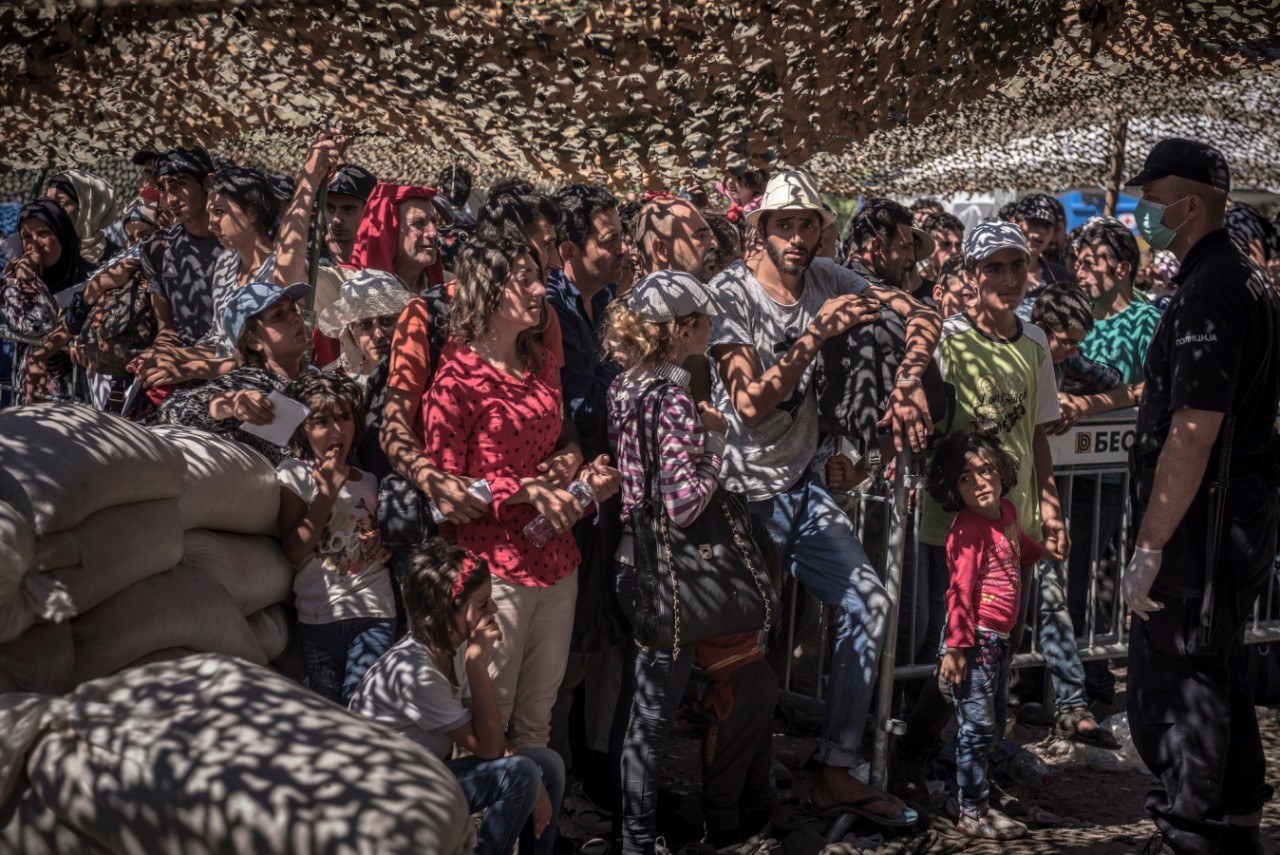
xmin=1054 ymin=707 xmax=1120 ymax=749
xmin=817 ymin=796 xmax=919 ymax=828
xmin=955 ymin=808 xmax=1027 ymax=840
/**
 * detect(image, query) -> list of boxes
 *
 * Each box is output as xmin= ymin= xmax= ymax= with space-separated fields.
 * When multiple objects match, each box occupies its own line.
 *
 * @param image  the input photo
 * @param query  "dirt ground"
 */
xmin=632 ymin=674 xmax=1280 ymax=855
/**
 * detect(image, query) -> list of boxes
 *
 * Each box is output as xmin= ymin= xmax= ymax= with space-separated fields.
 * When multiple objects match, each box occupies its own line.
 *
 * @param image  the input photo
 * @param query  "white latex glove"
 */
xmin=1123 ymin=546 xmax=1165 ymax=621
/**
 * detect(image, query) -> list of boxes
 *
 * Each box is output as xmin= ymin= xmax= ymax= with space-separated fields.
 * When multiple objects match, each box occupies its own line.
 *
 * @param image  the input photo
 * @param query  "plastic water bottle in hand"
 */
xmin=523 ymin=480 xmax=595 ymax=547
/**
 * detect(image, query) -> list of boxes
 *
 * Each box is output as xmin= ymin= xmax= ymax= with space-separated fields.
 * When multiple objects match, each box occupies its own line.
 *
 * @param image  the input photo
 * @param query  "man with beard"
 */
xmin=630 ymin=194 xmax=718 ymax=282
xmin=845 ymin=197 xmax=934 ymax=292
xmin=710 ymin=170 xmax=939 ymax=827
xmin=921 ymin=211 xmax=965 ymax=283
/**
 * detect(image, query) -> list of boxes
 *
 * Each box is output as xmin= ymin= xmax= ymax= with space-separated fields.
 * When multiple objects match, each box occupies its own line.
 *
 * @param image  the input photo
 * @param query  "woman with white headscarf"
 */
xmin=45 ymin=169 xmax=118 ymax=265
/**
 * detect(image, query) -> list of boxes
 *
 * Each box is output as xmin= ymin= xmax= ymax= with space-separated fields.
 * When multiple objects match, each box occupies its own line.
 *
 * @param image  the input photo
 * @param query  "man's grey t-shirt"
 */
xmin=709 ymin=257 xmax=869 ymax=501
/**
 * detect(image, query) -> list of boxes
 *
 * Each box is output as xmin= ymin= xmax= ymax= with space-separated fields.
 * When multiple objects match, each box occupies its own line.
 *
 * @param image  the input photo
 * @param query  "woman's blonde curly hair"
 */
xmin=601 ymin=300 xmax=700 ymax=370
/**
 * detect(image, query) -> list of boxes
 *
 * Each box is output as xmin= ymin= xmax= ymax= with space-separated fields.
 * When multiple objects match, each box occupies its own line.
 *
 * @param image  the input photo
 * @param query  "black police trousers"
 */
xmin=1127 ymin=474 xmax=1278 ymax=854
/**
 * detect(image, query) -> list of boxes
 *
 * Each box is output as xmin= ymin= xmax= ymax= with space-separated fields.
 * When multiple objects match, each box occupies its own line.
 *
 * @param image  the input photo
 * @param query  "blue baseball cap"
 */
xmin=223 ymin=281 xmax=312 ymax=347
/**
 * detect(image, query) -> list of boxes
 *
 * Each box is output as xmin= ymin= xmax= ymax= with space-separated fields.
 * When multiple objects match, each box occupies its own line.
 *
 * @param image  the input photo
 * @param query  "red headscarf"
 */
xmin=348 ymin=181 xmax=446 ymax=288
xmin=315 ymin=182 xmax=447 ymax=366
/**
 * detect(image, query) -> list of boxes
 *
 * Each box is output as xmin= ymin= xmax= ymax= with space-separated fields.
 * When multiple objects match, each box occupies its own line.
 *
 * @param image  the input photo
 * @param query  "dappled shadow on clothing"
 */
xmin=0 ymin=653 xmax=472 ymax=854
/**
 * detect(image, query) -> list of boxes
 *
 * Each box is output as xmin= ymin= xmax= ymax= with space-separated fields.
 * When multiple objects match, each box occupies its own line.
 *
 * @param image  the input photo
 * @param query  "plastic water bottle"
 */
xmin=523 ymin=480 xmax=595 ymax=547
xmin=1005 ymin=748 xmax=1052 ymax=787
xmin=429 ymin=479 xmax=492 ymax=524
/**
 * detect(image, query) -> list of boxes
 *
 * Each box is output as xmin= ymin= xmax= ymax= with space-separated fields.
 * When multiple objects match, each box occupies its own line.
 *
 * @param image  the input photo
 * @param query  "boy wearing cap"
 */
xmin=1013 ymin=193 xmax=1070 ymax=322
xmin=892 ymin=222 xmax=1069 ymax=810
xmin=710 ymin=169 xmax=939 ymax=826
xmin=158 ymin=281 xmax=313 ymax=466
xmin=1122 ymin=138 xmax=1280 ymax=855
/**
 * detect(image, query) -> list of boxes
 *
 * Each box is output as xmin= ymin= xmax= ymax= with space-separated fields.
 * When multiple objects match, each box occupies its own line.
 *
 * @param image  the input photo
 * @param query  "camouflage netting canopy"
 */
xmin=1 ymin=0 xmax=1278 ymax=196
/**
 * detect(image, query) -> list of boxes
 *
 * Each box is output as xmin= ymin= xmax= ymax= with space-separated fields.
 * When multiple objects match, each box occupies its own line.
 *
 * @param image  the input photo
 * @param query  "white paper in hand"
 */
xmin=239 ymin=390 xmax=311 ymax=447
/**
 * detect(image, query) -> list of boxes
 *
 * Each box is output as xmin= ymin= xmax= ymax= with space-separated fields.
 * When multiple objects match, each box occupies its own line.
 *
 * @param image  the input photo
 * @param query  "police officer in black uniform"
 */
xmin=1123 ymin=139 xmax=1280 ymax=855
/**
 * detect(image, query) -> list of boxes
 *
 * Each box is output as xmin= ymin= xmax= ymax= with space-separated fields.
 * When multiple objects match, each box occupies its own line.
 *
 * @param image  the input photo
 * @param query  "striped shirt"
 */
xmin=608 ymin=362 xmax=725 ymax=563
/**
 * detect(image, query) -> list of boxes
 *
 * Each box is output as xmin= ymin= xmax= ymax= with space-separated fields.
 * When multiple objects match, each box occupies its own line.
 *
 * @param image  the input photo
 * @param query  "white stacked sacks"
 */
xmin=0 ymin=405 xmax=296 ymax=690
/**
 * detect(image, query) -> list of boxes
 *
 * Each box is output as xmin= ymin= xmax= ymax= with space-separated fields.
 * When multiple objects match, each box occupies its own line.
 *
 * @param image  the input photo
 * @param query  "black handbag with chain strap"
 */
xmin=629 ymin=379 xmax=778 ymax=657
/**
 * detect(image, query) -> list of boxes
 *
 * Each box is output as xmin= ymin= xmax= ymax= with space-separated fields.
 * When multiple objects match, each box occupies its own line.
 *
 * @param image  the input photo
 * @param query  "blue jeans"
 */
xmin=299 ymin=618 xmax=395 ymax=706
xmin=1065 ymin=476 xmax=1124 ymax=703
xmin=449 ymin=747 xmax=565 ymax=855
xmin=1036 ymin=560 xmax=1089 ymax=713
xmin=612 ymin=563 xmax=697 ymax=855
xmin=952 ymin=632 xmax=1011 ymax=816
xmin=750 ymin=475 xmax=887 ymax=768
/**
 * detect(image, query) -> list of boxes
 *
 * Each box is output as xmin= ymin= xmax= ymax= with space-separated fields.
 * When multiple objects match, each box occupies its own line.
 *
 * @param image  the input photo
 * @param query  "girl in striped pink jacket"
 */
xmin=603 ymin=270 xmax=777 ymax=854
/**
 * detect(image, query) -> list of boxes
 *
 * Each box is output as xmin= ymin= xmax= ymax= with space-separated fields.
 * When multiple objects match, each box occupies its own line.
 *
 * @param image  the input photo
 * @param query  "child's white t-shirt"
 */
xmin=277 ymin=459 xmax=396 ymax=625
xmin=348 ymin=634 xmax=471 ymax=761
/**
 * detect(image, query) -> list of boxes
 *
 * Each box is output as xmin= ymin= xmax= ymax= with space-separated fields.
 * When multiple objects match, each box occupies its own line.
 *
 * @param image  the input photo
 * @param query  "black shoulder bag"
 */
xmin=630 ymin=379 xmax=778 ymax=657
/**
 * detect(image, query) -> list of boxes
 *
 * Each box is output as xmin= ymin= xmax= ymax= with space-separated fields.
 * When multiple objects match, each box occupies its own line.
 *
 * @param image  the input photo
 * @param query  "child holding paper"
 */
xmin=158 ymin=280 xmax=313 ymax=464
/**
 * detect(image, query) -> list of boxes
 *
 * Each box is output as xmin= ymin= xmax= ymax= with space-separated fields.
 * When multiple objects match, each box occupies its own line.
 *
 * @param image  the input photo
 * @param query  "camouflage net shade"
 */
xmin=1 ymin=0 xmax=1278 ymax=196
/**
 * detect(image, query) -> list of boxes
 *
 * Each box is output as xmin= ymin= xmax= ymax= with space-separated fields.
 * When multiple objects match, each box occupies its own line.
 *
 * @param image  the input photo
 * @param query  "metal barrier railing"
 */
xmin=771 ymin=412 xmax=1280 ymax=788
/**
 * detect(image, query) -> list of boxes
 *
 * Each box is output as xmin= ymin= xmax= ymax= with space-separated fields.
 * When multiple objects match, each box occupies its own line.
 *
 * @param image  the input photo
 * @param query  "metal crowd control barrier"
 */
xmin=770 ymin=411 xmax=1280 ymax=790
xmin=0 ymin=321 xmax=90 ymax=406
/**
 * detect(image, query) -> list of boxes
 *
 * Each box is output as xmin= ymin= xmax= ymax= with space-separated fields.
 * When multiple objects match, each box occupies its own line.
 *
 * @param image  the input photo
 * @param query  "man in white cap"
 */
xmin=708 ymin=168 xmax=939 ymax=825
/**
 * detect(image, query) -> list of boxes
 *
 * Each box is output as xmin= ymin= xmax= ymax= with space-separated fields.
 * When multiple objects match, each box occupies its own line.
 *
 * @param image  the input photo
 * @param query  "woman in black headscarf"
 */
xmin=1 ymin=199 xmax=92 ymax=403
xmin=10 ymin=199 xmax=91 ymax=295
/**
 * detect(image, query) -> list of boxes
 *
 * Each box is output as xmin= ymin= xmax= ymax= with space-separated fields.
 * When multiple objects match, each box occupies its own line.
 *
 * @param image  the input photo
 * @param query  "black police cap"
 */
xmin=1125 ymin=138 xmax=1230 ymax=192
xmin=1017 ymin=193 xmax=1062 ymax=225
xmin=327 ymin=164 xmax=378 ymax=201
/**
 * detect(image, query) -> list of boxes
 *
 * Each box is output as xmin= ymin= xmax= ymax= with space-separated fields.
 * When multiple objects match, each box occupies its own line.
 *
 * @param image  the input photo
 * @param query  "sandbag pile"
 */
xmin=0 ymin=653 xmax=473 ymax=854
xmin=0 ymin=405 xmax=296 ymax=693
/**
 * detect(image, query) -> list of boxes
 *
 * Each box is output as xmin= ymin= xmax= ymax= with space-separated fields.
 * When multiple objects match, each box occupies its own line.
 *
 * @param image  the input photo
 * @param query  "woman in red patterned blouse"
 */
xmin=424 ymin=240 xmax=618 ymax=750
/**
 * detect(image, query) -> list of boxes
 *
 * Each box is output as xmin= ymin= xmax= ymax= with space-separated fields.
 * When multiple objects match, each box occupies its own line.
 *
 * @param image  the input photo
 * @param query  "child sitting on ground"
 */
xmin=926 ymin=430 xmax=1043 ymax=841
xmin=277 ymin=372 xmax=396 ymax=705
xmin=349 ymin=538 xmax=564 ymax=855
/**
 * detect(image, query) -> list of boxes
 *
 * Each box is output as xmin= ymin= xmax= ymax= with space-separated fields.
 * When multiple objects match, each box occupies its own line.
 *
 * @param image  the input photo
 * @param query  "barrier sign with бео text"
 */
xmin=1047 ymin=411 xmax=1138 ymax=467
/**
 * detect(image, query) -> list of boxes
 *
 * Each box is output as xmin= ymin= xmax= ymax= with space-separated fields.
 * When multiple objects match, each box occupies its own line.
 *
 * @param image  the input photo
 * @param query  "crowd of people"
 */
xmin=1 ymin=132 xmax=1278 ymax=855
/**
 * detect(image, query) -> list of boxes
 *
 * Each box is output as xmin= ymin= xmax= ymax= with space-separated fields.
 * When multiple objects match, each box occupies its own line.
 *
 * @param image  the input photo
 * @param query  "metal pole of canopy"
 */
xmin=29 ymin=168 xmax=49 ymax=202
xmin=304 ymin=182 xmax=328 ymax=315
xmin=1103 ymin=119 xmax=1128 ymax=217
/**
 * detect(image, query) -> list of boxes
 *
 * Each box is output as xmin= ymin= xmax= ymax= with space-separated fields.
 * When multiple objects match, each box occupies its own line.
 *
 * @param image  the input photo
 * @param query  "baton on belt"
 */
xmin=1199 ymin=414 xmax=1235 ymax=649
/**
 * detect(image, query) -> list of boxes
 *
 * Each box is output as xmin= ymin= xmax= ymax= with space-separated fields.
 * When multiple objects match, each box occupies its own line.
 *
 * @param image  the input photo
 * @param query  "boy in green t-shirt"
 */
xmin=1070 ymin=216 xmax=1161 ymax=385
xmin=892 ymin=222 xmax=1071 ymax=808
xmin=918 ymin=222 xmax=1068 ymax=558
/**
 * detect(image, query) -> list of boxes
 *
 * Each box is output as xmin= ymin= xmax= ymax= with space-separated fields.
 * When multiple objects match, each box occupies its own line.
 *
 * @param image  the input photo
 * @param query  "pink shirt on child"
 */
xmin=944 ymin=498 xmax=1044 ymax=648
